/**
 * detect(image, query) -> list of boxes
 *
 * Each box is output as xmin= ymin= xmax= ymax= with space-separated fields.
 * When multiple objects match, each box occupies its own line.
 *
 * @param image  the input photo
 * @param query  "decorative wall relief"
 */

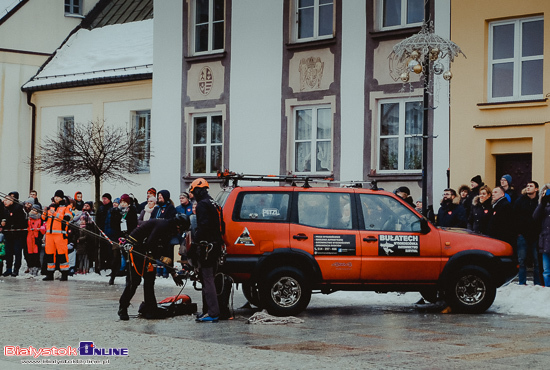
xmin=299 ymin=57 xmax=324 ymax=91
xmin=199 ymin=66 xmax=213 ymax=96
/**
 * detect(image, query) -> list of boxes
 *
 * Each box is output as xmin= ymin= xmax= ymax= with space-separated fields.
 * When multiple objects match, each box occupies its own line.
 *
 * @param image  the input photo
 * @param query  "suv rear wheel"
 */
xmin=445 ymin=266 xmax=496 ymax=313
xmin=260 ymin=266 xmax=311 ymax=316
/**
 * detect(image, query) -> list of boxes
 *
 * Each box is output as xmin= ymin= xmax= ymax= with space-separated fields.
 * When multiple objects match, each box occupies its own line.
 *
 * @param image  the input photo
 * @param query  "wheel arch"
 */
xmin=439 ymin=250 xmax=501 ymax=287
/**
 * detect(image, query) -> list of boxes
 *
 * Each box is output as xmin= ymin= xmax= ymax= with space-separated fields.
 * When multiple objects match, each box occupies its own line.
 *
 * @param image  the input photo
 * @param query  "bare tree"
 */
xmin=32 ymin=119 xmax=149 ymax=209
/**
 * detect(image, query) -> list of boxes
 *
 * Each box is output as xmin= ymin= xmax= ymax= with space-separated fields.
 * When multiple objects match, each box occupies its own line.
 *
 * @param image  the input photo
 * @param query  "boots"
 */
xmin=60 ymin=271 xmax=68 ymax=281
xmin=42 ymin=272 xmax=54 ymax=281
xmin=118 ymin=306 xmax=129 ymax=321
xmin=0 ymin=261 xmax=3 ymax=276
xmin=108 ymin=275 xmax=115 ymax=285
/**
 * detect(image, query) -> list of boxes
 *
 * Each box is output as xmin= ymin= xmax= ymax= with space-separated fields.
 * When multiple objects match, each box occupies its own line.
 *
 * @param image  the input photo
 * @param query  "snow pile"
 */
xmin=23 ymin=19 xmax=153 ymax=89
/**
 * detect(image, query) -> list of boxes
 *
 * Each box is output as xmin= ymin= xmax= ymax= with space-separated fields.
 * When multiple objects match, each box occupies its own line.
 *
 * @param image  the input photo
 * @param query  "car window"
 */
xmin=360 ymin=193 xmax=421 ymax=232
xmin=238 ymin=192 xmax=290 ymax=221
xmin=297 ymin=192 xmax=352 ymax=229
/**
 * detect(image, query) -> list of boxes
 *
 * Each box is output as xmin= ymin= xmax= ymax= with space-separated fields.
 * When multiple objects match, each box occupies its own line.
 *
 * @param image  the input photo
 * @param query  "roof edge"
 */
xmin=0 ymin=0 xmax=29 ymax=27
xmin=22 ymin=72 xmax=153 ymax=93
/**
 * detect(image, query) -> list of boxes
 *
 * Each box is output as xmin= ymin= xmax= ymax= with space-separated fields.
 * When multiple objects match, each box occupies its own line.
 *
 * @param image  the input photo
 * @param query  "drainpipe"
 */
xmin=26 ymin=91 xmax=36 ymax=192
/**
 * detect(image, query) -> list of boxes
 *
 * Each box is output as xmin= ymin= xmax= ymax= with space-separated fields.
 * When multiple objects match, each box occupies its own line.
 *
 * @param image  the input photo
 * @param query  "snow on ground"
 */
xmin=10 ymin=266 xmax=550 ymax=319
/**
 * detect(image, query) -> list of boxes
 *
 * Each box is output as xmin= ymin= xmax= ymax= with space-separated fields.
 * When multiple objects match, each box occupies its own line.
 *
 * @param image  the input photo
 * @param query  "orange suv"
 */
xmin=216 ymin=174 xmax=517 ymax=316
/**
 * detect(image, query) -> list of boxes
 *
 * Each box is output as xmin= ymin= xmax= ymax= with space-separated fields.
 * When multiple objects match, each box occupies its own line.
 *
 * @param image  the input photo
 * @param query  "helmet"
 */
xmin=174 ymin=213 xmax=190 ymax=231
xmin=189 ymin=178 xmax=209 ymax=193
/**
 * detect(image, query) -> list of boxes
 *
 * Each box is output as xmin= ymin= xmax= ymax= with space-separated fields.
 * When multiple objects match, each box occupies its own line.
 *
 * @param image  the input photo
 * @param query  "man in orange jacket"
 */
xmin=42 ymin=190 xmax=73 ymax=281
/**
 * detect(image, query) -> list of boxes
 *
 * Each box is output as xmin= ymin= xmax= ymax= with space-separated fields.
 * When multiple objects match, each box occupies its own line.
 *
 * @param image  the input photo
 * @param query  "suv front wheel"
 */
xmin=445 ymin=266 xmax=496 ymax=313
xmin=260 ymin=266 xmax=311 ymax=316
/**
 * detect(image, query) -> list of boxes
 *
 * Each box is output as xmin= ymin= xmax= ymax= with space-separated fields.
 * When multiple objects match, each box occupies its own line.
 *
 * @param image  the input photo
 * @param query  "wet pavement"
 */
xmin=1 ymin=276 xmax=550 ymax=369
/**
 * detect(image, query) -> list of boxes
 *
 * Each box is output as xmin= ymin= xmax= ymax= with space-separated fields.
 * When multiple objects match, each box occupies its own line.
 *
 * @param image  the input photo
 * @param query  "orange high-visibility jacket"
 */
xmin=42 ymin=204 xmax=73 ymax=238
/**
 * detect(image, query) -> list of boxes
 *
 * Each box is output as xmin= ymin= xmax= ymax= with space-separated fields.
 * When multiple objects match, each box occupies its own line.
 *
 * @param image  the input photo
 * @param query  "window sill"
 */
xmin=184 ymin=52 xmax=227 ymax=63
xmin=64 ymin=13 xmax=84 ymax=18
xmin=286 ymin=37 xmax=337 ymax=51
xmin=369 ymin=26 xmax=422 ymax=40
xmin=477 ymin=98 xmax=548 ymax=110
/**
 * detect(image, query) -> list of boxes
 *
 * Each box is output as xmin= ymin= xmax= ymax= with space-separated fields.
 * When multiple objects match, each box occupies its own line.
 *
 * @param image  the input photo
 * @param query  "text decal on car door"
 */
xmin=313 ymin=234 xmax=356 ymax=255
xmin=378 ymin=235 xmax=419 ymax=256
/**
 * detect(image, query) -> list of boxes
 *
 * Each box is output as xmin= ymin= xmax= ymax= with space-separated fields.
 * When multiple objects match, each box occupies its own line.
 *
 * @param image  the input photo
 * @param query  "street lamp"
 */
xmin=388 ymin=14 xmax=465 ymax=216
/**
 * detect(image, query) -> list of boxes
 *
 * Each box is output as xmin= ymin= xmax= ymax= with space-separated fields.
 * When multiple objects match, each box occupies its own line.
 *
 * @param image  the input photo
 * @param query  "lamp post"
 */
xmin=388 ymin=2 xmax=465 ymax=216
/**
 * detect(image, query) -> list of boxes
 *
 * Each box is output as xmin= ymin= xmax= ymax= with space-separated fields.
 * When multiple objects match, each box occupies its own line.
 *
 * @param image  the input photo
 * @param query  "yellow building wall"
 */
xmin=449 ymin=0 xmax=550 ymax=189
xmin=30 ymin=80 xmax=153 ymax=202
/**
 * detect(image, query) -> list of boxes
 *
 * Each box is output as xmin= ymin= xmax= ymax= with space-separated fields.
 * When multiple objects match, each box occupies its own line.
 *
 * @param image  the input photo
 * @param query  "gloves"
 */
xmin=172 ymin=272 xmax=184 ymax=287
xmin=160 ymin=256 xmax=173 ymax=266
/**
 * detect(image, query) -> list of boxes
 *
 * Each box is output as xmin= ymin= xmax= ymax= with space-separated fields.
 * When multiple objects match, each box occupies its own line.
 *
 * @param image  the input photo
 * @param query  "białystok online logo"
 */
xmin=4 ymin=342 xmax=128 ymax=357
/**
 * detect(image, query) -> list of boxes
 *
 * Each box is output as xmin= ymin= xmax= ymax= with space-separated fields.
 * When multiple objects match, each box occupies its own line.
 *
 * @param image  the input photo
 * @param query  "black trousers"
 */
xmin=119 ymin=253 xmax=157 ymax=313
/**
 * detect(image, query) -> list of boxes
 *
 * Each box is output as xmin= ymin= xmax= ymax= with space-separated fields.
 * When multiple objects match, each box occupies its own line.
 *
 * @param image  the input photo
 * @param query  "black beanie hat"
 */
xmin=8 ymin=191 xmax=19 ymax=200
xmin=102 ymin=193 xmax=112 ymax=201
xmin=54 ymin=190 xmax=64 ymax=198
xmin=471 ymin=175 xmax=482 ymax=186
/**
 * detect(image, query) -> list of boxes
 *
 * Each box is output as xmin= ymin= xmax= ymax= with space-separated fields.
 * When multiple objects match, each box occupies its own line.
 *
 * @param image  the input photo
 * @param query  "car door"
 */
xmin=289 ymin=189 xmax=361 ymax=282
xmin=357 ymin=192 xmax=442 ymax=282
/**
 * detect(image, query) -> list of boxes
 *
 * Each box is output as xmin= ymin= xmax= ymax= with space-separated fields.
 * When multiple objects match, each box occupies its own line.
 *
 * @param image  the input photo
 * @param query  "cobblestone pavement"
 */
xmin=1 ymin=276 xmax=550 ymax=369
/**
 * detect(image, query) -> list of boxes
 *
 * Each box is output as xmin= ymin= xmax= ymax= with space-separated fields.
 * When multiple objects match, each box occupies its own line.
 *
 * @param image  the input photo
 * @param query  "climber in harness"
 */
xmin=117 ymin=214 xmax=190 ymax=320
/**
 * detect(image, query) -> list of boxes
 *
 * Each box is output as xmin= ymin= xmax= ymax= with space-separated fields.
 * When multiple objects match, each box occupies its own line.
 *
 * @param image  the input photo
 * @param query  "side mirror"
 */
xmin=420 ymin=218 xmax=431 ymax=234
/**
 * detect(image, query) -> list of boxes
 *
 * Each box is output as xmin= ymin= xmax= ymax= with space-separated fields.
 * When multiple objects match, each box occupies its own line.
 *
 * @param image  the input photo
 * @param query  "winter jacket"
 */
xmin=467 ymin=195 xmax=492 ymax=234
xmin=151 ymin=203 xmax=176 ymax=220
xmin=513 ymin=193 xmax=540 ymax=244
xmin=95 ymin=201 xmax=113 ymax=232
xmin=436 ymin=200 xmax=467 ymax=228
xmin=533 ymin=185 xmax=550 ymax=254
xmin=487 ymin=197 xmax=516 ymax=246
xmin=26 ymin=217 xmax=45 ymax=254
xmin=463 ymin=185 xmax=481 ymax=220
xmin=2 ymin=202 xmax=27 ymax=240
xmin=108 ymin=205 xmax=138 ymax=240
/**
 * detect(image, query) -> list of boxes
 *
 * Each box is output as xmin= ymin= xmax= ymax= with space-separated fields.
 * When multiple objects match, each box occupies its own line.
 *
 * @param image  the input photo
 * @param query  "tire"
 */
xmin=445 ymin=266 xmax=496 ymax=313
xmin=259 ymin=266 xmax=311 ymax=316
xmin=242 ymin=281 xmax=261 ymax=307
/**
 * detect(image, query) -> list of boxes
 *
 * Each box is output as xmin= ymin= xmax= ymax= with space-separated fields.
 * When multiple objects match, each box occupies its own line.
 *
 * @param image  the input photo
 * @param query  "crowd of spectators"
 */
xmin=0 ymin=188 xmax=194 ymax=284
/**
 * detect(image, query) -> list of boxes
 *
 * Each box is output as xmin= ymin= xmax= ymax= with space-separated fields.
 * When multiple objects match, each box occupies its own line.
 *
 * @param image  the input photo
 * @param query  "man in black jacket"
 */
xmin=436 ymin=189 xmax=467 ymax=228
xmin=95 ymin=193 xmax=113 ymax=272
xmin=513 ymin=181 xmax=541 ymax=285
xmin=117 ymin=215 xmax=189 ymax=321
xmin=2 ymin=192 xmax=27 ymax=277
xmin=189 ymin=178 xmax=225 ymax=323
xmin=488 ymin=186 xmax=516 ymax=248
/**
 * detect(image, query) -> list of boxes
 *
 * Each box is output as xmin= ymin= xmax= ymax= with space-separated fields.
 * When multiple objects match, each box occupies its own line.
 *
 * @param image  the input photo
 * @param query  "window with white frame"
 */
xmin=378 ymin=0 xmax=423 ymax=30
xmin=133 ymin=110 xmax=151 ymax=172
xmin=192 ymin=114 xmax=223 ymax=174
xmin=65 ymin=0 xmax=82 ymax=15
xmin=293 ymin=0 xmax=334 ymax=42
xmin=191 ymin=0 xmax=224 ymax=55
xmin=293 ymin=106 xmax=332 ymax=174
xmin=378 ymin=99 xmax=423 ymax=172
xmin=489 ymin=17 xmax=544 ymax=102
xmin=59 ymin=116 xmax=74 ymax=138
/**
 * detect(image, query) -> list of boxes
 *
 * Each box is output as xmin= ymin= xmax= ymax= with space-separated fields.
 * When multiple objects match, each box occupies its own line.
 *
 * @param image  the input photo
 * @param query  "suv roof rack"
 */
xmin=217 ymin=170 xmax=379 ymax=190
xmin=217 ymin=170 xmax=333 ymax=188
